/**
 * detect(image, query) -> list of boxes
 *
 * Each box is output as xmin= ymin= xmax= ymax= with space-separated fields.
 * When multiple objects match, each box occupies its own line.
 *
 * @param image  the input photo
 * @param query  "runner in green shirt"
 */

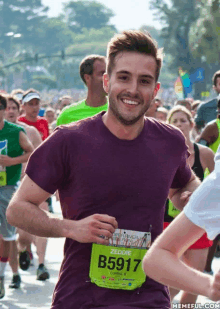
xmin=57 ymin=55 xmax=108 ymax=126
xmin=0 ymin=94 xmax=33 ymax=299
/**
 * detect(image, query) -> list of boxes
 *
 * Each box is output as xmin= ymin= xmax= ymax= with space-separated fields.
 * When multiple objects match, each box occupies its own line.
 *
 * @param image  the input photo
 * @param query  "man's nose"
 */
xmin=128 ymin=80 xmax=139 ymax=95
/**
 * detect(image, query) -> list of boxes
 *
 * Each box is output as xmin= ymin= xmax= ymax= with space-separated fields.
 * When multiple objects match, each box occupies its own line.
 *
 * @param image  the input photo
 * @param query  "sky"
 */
xmin=41 ymin=0 xmax=163 ymax=31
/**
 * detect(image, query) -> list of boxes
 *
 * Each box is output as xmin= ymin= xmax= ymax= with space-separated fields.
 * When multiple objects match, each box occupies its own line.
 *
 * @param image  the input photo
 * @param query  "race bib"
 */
xmin=0 ymin=140 xmax=7 ymax=187
xmin=89 ymin=229 xmax=151 ymax=290
xmin=0 ymin=171 xmax=6 ymax=186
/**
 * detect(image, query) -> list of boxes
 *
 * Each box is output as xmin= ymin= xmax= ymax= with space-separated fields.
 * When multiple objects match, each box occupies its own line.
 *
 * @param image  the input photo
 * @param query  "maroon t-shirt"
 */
xmin=26 ymin=112 xmax=191 ymax=309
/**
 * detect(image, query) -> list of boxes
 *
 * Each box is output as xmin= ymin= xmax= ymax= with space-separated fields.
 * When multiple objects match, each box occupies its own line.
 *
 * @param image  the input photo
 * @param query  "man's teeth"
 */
xmin=123 ymin=99 xmax=138 ymax=105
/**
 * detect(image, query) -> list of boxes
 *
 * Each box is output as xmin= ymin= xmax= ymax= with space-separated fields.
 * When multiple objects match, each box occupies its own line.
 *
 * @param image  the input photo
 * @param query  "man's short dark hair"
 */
xmin=107 ymin=30 xmax=163 ymax=82
xmin=80 ymin=55 xmax=106 ymax=85
xmin=212 ymin=70 xmax=220 ymax=87
xmin=0 ymin=94 xmax=7 ymax=109
xmin=7 ymin=95 xmax=20 ymax=111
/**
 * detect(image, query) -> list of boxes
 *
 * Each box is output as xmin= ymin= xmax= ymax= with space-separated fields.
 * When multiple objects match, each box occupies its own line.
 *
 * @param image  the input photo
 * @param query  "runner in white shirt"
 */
xmin=143 ymin=144 xmax=220 ymax=302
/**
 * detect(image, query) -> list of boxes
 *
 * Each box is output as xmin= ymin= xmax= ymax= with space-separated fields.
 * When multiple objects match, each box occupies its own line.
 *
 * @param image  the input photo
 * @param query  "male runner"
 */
xmin=16 ymin=91 xmax=50 ymax=280
xmin=18 ymin=89 xmax=49 ymax=140
xmin=6 ymin=31 xmax=200 ymax=309
xmin=197 ymin=98 xmax=220 ymax=151
xmin=0 ymin=94 xmax=33 ymax=298
xmin=2 ymin=95 xmax=42 ymax=289
xmin=143 ymin=144 xmax=220 ymax=302
xmin=58 ymin=95 xmax=72 ymax=111
xmin=195 ymin=70 xmax=220 ymax=131
xmin=56 ymin=55 xmax=108 ymax=125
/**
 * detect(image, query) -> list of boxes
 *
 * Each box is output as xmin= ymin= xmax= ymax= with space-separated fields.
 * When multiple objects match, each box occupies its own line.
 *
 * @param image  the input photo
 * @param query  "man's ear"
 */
xmin=213 ymin=85 xmax=217 ymax=92
xmin=153 ymin=82 xmax=160 ymax=98
xmin=103 ymin=73 xmax=109 ymax=94
xmin=84 ymin=74 xmax=90 ymax=85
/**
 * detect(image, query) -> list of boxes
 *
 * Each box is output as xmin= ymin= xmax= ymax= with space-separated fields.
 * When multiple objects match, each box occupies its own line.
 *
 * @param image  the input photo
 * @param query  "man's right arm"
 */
xmin=196 ymin=122 xmax=218 ymax=146
xmin=6 ymin=175 xmax=117 ymax=244
xmin=30 ymin=127 xmax=42 ymax=148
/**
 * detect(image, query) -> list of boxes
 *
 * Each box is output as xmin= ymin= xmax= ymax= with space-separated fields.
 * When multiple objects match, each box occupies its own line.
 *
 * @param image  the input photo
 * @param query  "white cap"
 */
xmin=14 ymin=92 xmax=23 ymax=101
xmin=22 ymin=92 xmax=40 ymax=104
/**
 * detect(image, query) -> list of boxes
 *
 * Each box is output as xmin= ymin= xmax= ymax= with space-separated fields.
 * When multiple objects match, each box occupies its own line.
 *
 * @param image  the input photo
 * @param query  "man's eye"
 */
xmin=119 ymin=76 xmax=128 ymax=81
xmin=140 ymin=79 xmax=149 ymax=84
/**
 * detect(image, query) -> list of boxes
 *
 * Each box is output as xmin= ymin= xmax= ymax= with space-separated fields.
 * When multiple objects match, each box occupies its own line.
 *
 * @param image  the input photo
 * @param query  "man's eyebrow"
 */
xmin=116 ymin=71 xmax=154 ymax=80
xmin=140 ymin=75 xmax=154 ymax=80
xmin=116 ymin=70 xmax=131 ymax=75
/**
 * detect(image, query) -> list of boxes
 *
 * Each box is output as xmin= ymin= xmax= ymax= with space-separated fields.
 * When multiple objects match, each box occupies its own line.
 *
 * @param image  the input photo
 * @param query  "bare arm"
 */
xmin=6 ymin=175 xmax=118 ymax=243
xmin=196 ymin=122 xmax=218 ymax=146
xmin=142 ymin=212 xmax=220 ymax=301
xmin=199 ymin=144 xmax=215 ymax=173
xmin=29 ymin=126 xmax=42 ymax=148
xmin=168 ymin=171 xmax=201 ymax=211
xmin=0 ymin=131 xmax=34 ymax=167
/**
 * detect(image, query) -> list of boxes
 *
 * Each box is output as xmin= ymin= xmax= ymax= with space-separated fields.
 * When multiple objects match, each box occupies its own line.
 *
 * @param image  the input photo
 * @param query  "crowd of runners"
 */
xmin=0 ymin=30 xmax=220 ymax=308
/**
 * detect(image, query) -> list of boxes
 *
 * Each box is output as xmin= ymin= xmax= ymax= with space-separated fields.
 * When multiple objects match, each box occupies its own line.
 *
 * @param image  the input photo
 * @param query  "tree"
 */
xmin=63 ymin=0 xmax=116 ymax=33
xmin=0 ymin=0 xmax=49 ymax=53
xmin=150 ymin=0 xmax=200 ymax=72
xmin=139 ymin=25 xmax=164 ymax=48
xmin=149 ymin=0 xmax=216 ymax=98
xmin=189 ymin=0 xmax=220 ymax=64
xmin=33 ymin=17 xmax=74 ymax=55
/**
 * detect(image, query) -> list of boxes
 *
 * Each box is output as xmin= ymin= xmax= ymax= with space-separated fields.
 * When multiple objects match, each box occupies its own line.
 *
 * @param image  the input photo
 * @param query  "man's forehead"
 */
xmin=27 ymin=98 xmax=40 ymax=104
xmin=113 ymin=51 xmax=156 ymax=75
xmin=8 ymin=100 xmax=17 ymax=106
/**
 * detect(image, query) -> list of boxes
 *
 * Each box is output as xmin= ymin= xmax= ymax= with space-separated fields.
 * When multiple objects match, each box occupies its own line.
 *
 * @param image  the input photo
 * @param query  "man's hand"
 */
xmin=208 ymin=271 xmax=220 ymax=301
xmin=0 ymin=155 xmax=14 ymax=167
xmin=180 ymin=191 xmax=192 ymax=206
xmin=68 ymin=214 xmax=118 ymax=245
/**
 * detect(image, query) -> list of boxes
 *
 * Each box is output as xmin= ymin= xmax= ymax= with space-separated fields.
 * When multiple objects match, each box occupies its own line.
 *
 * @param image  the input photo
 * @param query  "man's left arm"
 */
xmin=0 ymin=131 xmax=34 ymax=167
xmin=168 ymin=170 xmax=201 ymax=211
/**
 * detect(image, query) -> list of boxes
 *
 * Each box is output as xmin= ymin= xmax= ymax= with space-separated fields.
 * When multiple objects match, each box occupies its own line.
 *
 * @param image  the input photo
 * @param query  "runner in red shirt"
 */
xmin=18 ymin=89 xmax=49 ymax=141
xmin=17 ymin=88 xmax=50 ymax=281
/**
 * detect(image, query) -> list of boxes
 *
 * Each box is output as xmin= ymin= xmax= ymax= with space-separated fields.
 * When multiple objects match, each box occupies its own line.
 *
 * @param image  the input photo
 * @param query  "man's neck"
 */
xmin=86 ymin=92 xmax=107 ymax=107
xmin=24 ymin=114 xmax=37 ymax=122
xmin=102 ymin=112 xmax=145 ymax=140
xmin=0 ymin=119 xmax=4 ymax=130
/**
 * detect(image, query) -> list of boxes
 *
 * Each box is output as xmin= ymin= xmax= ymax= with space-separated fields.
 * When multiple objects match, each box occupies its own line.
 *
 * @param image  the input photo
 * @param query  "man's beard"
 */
xmin=108 ymin=95 xmax=148 ymax=126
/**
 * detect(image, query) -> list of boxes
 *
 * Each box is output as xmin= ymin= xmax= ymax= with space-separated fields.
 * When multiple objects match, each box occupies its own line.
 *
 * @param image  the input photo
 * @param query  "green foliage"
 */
xmin=149 ymin=0 xmax=220 ymax=98
xmin=63 ymin=0 xmax=116 ymax=33
xmin=189 ymin=0 xmax=220 ymax=64
xmin=32 ymin=76 xmax=58 ymax=90
xmin=0 ymin=0 xmax=48 ymax=53
xmin=139 ymin=25 xmax=164 ymax=48
xmin=72 ymin=27 xmax=116 ymax=44
xmin=33 ymin=17 xmax=74 ymax=54
xmin=150 ymin=0 xmax=200 ymax=72
xmin=0 ymin=0 xmax=117 ymax=90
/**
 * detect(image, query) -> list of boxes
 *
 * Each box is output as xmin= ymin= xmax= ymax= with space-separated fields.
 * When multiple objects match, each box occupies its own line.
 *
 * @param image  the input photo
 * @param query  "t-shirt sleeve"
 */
xmin=184 ymin=162 xmax=220 ymax=240
xmin=25 ymin=127 xmax=70 ymax=194
xmin=170 ymin=140 xmax=191 ymax=189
